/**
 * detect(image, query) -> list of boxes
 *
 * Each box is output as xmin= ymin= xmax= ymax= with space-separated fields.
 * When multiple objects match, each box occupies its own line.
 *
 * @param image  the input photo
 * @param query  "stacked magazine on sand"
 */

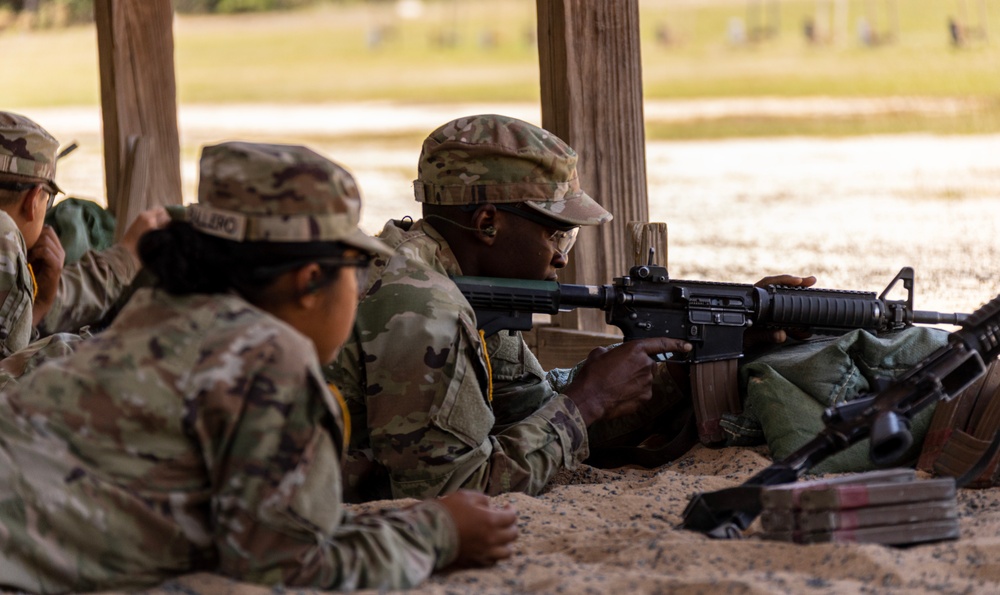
xmin=759 ymin=468 xmax=959 ymax=545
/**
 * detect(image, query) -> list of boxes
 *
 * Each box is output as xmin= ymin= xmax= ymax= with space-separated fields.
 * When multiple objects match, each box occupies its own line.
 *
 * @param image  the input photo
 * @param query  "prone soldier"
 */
xmin=329 ymin=113 xmax=967 ymax=500
xmin=0 ymin=141 xmax=518 ymax=591
xmin=328 ymin=113 xmax=711 ymax=501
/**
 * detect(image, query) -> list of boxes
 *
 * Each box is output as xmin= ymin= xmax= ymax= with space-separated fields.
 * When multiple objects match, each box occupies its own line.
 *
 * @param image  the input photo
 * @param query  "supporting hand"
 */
xmin=27 ymin=225 xmax=65 ymax=326
xmin=748 ymin=273 xmax=818 ymax=345
xmin=437 ymin=490 xmax=519 ymax=567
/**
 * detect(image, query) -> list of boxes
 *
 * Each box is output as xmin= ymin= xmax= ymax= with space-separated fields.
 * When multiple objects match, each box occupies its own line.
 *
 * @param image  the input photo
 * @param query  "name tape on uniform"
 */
xmin=189 ymin=205 xmax=248 ymax=241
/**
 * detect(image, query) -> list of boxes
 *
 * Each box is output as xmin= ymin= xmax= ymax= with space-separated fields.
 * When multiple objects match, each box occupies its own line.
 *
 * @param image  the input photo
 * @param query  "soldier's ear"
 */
xmin=19 ymin=186 xmax=46 ymax=222
xmin=294 ymin=264 xmax=325 ymax=304
xmin=471 ymin=204 xmax=498 ymax=246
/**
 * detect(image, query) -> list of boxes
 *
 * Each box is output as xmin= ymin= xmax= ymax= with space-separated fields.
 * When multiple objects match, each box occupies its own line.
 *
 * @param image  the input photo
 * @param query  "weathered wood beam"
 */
xmin=95 ymin=0 xmax=182 ymax=236
xmin=628 ymin=221 xmax=667 ymax=268
xmin=536 ymin=0 xmax=649 ymax=333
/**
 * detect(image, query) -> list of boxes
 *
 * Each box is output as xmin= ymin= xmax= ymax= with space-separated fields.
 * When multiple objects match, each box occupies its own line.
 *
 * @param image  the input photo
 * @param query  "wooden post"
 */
xmin=536 ymin=0 xmax=649 ymax=333
xmin=628 ymin=222 xmax=668 ymax=268
xmin=95 ymin=0 xmax=182 ymax=237
xmin=113 ymin=135 xmax=153 ymax=238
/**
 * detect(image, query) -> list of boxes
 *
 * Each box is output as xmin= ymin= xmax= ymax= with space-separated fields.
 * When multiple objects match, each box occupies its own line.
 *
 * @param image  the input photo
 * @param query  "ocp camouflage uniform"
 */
xmin=37 ymin=241 xmax=140 ymax=335
xmin=0 ymin=209 xmax=34 ymax=356
xmin=330 ymin=218 xmax=590 ymax=501
xmin=0 ymin=141 xmax=459 ymax=592
xmin=330 ymin=217 xmax=686 ymax=501
xmin=0 ymin=289 xmax=455 ymax=593
xmin=327 ymin=114 xmax=614 ymax=501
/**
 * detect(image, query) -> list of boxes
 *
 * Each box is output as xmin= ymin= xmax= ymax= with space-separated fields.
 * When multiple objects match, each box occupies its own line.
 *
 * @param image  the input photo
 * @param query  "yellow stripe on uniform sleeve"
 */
xmin=26 ymin=263 xmax=37 ymax=300
xmin=327 ymin=383 xmax=351 ymax=449
xmin=478 ymin=329 xmax=493 ymax=403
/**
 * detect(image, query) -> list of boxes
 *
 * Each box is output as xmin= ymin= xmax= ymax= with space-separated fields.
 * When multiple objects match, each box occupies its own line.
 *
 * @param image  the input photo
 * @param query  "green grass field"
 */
xmin=4 ymin=0 xmax=1000 ymax=138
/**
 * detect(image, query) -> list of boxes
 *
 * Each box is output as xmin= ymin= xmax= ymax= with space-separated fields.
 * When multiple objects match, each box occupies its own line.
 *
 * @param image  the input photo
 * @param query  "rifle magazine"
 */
xmin=691 ymin=359 xmax=741 ymax=445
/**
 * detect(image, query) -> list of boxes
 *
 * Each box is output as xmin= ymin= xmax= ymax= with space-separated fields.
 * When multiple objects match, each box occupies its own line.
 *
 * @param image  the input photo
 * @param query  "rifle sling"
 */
xmin=949 ymin=429 xmax=1000 ymax=489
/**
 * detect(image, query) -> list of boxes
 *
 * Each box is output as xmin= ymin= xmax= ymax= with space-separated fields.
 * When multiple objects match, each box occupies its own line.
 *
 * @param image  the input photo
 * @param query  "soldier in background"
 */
xmin=0 ymin=141 xmax=517 ymax=592
xmin=0 ymin=110 xmax=168 ymax=358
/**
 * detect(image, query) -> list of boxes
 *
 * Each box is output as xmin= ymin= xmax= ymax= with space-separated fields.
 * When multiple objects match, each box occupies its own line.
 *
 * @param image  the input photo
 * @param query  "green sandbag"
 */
xmin=44 ymin=197 xmax=117 ymax=264
xmin=731 ymin=327 xmax=949 ymax=474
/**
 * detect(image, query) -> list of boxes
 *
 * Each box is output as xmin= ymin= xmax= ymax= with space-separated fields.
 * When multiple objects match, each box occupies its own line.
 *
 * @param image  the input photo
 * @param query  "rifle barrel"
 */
xmin=912 ymin=310 xmax=969 ymax=326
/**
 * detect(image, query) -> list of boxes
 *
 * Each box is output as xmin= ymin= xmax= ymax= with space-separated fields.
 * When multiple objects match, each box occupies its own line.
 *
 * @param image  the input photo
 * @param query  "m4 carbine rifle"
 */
xmin=680 ymin=292 xmax=1000 ymax=538
xmin=454 ymin=263 xmax=967 ymax=445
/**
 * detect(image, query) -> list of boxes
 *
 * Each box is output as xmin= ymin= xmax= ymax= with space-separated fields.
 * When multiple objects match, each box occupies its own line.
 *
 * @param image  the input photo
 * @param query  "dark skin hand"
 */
xmin=563 ymin=337 xmax=693 ymax=426
xmin=27 ymin=225 xmax=66 ymax=326
xmin=745 ymin=273 xmax=818 ymax=346
xmin=437 ymin=490 xmax=519 ymax=567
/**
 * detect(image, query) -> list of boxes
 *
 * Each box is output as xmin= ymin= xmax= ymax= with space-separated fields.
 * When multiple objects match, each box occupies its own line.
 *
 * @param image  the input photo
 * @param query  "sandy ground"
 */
xmin=101 ymin=446 xmax=1000 ymax=595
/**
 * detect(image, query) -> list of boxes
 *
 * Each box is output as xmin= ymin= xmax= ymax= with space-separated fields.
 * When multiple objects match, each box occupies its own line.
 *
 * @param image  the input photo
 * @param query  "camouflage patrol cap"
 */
xmin=189 ymin=141 xmax=390 ymax=256
xmin=413 ymin=114 xmax=612 ymax=227
xmin=0 ymin=111 xmax=63 ymax=192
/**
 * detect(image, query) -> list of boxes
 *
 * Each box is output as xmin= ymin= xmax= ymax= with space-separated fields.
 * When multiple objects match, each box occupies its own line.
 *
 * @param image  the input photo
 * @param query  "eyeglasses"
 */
xmin=0 ymin=180 xmax=60 ymax=211
xmin=494 ymin=203 xmax=580 ymax=256
xmin=354 ymin=265 xmax=372 ymax=298
xmin=314 ymin=253 xmax=373 ymax=270
xmin=250 ymin=252 xmax=374 ymax=284
xmin=545 ymin=227 xmax=579 ymax=256
xmin=316 ymin=254 xmax=374 ymax=296
xmin=43 ymin=184 xmax=58 ymax=211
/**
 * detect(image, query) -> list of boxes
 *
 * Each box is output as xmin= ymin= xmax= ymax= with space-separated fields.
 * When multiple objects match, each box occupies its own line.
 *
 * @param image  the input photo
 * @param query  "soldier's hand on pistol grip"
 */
xmin=564 ymin=337 xmax=693 ymax=425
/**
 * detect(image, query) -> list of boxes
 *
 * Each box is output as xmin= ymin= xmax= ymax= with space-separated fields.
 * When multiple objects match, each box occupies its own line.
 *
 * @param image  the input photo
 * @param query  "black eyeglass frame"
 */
xmin=0 ymin=179 xmax=60 ymax=211
xmin=248 ymin=252 xmax=374 ymax=283
xmin=492 ymin=203 xmax=580 ymax=256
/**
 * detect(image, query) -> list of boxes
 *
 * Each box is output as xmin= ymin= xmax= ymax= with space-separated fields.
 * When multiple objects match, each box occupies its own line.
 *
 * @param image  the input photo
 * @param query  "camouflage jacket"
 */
xmin=0 ymin=210 xmax=35 ymax=357
xmin=327 ymin=219 xmax=589 ymax=502
xmin=0 ymin=288 xmax=457 ymax=593
xmin=37 ymin=243 xmax=140 ymax=336
xmin=0 ymin=210 xmax=140 ymax=358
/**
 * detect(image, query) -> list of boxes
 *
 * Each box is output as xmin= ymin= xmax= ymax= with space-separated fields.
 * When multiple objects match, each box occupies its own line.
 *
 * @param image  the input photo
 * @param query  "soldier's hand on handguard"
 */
xmin=437 ymin=490 xmax=519 ymax=567
xmin=754 ymin=273 xmax=817 ymax=291
xmin=563 ymin=337 xmax=693 ymax=426
xmin=28 ymin=225 xmax=66 ymax=326
xmin=746 ymin=273 xmax=818 ymax=346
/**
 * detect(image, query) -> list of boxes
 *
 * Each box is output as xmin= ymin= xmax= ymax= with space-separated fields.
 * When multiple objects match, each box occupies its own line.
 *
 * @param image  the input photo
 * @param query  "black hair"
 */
xmin=0 ymin=173 xmax=43 ymax=207
xmin=138 ymin=221 xmax=350 ymax=302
